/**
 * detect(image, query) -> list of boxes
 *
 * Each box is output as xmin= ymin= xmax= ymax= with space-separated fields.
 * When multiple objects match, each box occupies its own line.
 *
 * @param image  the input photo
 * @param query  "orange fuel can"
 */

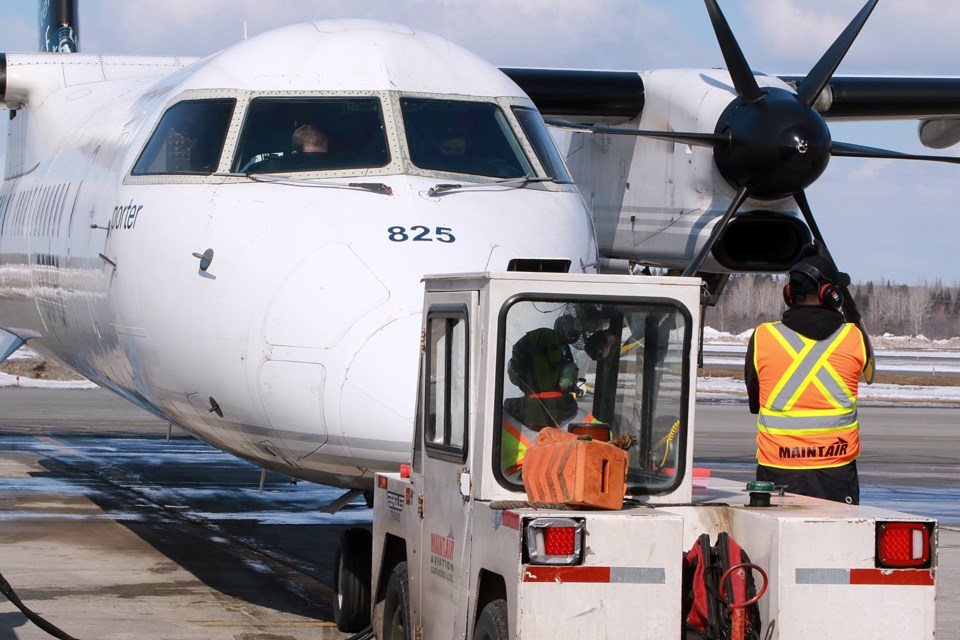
xmin=522 ymin=427 xmax=628 ymax=510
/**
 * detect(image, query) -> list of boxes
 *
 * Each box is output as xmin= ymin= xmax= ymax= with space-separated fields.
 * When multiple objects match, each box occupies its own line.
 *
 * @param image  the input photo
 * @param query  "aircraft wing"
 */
xmin=504 ymin=68 xmax=960 ymax=140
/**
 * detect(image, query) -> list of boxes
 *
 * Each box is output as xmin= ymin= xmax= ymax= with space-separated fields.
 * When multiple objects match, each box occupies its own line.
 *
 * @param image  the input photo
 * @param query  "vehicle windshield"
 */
xmin=400 ymin=98 xmax=534 ymax=179
xmin=234 ymin=97 xmax=390 ymax=174
xmin=495 ymin=297 xmax=690 ymax=495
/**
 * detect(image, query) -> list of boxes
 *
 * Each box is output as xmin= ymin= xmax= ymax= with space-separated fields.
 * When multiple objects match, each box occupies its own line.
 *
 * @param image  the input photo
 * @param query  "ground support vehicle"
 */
xmin=345 ymin=271 xmax=936 ymax=639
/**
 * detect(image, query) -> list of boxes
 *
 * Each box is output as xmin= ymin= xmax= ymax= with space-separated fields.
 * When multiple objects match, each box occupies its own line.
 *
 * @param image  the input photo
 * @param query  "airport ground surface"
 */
xmin=0 ymin=388 xmax=956 ymax=639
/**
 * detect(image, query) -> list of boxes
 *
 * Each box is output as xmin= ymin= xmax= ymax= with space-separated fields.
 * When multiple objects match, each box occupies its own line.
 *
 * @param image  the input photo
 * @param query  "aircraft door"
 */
xmin=417 ymin=292 xmax=476 ymax=638
xmin=62 ymin=145 xmax=114 ymax=351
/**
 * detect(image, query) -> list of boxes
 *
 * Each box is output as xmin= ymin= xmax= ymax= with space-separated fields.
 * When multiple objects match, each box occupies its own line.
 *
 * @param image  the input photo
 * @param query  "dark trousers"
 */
xmin=756 ymin=461 xmax=859 ymax=505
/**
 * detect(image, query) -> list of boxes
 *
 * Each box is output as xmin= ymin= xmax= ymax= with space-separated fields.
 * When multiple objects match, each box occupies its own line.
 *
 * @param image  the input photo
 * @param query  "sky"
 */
xmin=1 ymin=0 xmax=959 ymax=284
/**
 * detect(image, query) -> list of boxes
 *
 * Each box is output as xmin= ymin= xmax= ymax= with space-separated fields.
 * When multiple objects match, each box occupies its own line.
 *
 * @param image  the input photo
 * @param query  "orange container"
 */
xmin=522 ymin=427 xmax=628 ymax=510
xmin=569 ymin=424 xmax=610 ymax=442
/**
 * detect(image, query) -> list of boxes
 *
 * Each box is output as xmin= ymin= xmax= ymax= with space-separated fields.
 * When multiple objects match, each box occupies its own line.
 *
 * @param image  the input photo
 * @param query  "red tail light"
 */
xmin=525 ymin=518 xmax=583 ymax=565
xmin=543 ymin=526 xmax=576 ymax=556
xmin=876 ymin=522 xmax=933 ymax=568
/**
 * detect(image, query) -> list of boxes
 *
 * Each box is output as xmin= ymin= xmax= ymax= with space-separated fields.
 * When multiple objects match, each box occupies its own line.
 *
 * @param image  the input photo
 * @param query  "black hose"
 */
xmin=0 ymin=570 xmax=80 ymax=639
xmin=344 ymin=624 xmax=375 ymax=640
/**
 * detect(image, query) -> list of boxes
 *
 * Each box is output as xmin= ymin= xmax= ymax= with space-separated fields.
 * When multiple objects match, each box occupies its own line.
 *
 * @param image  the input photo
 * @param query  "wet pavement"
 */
xmin=0 ymin=388 xmax=956 ymax=638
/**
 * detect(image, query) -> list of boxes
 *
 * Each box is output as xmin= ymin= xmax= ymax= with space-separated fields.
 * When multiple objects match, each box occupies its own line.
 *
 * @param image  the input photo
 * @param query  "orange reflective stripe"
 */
xmin=502 ymin=419 xmax=534 ymax=447
xmin=501 ymin=418 xmax=536 ymax=474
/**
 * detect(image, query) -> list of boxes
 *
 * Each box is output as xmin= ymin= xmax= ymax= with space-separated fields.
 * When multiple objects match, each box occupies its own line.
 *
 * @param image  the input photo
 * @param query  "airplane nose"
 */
xmin=338 ymin=311 xmax=422 ymax=461
xmin=257 ymin=243 xmax=392 ymax=464
xmin=264 ymin=244 xmax=389 ymax=349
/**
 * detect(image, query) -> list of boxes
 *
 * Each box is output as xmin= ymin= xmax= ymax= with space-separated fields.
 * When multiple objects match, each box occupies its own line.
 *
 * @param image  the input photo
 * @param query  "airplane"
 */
xmin=1 ymin=0 xmax=959 ymax=499
xmin=4 ymin=1 xmax=960 ymax=633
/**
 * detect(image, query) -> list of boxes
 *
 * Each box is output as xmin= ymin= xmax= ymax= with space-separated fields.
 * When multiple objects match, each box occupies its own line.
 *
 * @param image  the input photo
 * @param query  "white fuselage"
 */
xmin=0 ymin=21 xmax=597 ymax=488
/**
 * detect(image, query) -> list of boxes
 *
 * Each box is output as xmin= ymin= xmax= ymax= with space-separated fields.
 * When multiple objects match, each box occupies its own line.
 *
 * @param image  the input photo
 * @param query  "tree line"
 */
xmin=705 ymin=275 xmax=960 ymax=339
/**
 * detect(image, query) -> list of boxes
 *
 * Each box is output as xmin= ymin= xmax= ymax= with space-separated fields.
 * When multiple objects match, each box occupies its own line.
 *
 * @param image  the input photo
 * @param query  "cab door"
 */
xmin=417 ymin=292 xmax=477 ymax=639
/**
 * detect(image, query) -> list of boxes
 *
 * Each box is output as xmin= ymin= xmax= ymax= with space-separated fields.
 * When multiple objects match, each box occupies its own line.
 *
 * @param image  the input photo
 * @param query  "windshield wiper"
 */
xmin=428 ymin=175 xmax=555 ymax=197
xmin=242 ymin=172 xmax=393 ymax=195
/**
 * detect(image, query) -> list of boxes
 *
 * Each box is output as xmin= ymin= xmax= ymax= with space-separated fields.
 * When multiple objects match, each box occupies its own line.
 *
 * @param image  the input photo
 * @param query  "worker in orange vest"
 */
xmin=744 ymin=255 xmax=866 ymax=504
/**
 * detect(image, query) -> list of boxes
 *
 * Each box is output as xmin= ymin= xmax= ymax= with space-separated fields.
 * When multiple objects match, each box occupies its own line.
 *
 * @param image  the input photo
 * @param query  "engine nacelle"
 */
xmin=563 ymin=68 xmax=811 ymax=273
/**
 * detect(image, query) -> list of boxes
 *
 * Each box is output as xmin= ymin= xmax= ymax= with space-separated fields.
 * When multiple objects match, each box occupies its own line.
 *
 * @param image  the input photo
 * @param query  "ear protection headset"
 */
xmin=782 ymin=262 xmax=844 ymax=309
xmin=508 ymin=329 xmax=579 ymax=394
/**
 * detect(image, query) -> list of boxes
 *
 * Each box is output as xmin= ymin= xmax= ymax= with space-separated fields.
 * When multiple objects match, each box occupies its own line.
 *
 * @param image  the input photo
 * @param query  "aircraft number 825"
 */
xmin=387 ymin=226 xmax=456 ymax=243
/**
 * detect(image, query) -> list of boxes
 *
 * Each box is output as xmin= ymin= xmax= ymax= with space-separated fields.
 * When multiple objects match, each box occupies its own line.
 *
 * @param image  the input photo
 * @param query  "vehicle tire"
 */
xmin=382 ymin=561 xmax=411 ymax=640
xmin=333 ymin=527 xmax=372 ymax=632
xmin=474 ymin=599 xmax=508 ymax=640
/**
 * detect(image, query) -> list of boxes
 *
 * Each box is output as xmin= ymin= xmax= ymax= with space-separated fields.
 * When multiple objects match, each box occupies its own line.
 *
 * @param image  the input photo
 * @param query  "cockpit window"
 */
xmin=400 ymin=98 xmax=533 ymax=179
xmin=234 ymin=97 xmax=390 ymax=174
xmin=512 ymin=106 xmax=573 ymax=184
xmin=132 ymin=99 xmax=236 ymax=175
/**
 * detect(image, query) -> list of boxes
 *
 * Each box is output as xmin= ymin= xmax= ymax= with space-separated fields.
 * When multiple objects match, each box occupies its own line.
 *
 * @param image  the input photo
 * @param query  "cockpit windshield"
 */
xmin=400 ymin=98 xmax=534 ymax=179
xmin=233 ymin=97 xmax=390 ymax=174
xmin=132 ymin=99 xmax=236 ymax=175
xmin=496 ymin=297 xmax=690 ymax=495
xmin=512 ymin=106 xmax=573 ymax=184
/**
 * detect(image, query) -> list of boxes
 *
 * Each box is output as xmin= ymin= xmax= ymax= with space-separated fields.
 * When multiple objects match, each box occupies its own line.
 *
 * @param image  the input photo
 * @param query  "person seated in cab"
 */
xmin=500 ymin=328 xmax=581 ymax=480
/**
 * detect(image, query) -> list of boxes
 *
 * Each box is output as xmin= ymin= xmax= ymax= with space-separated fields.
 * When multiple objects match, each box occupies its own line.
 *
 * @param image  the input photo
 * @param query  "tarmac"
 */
xmin=0 ymin=388 xmax=956 ymax=639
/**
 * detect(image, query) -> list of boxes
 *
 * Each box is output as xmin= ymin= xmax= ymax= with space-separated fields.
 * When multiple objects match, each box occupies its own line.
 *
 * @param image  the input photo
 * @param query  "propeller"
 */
xmin=547 ymin=0 xmax=960 ymax=381
xmin=793 ymin=191 xmax=876 ymax=383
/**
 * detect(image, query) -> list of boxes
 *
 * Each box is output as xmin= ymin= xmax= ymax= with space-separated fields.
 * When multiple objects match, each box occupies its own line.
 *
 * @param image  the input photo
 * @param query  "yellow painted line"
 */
xmin=195 ymin=621 xmax=338 ymax=627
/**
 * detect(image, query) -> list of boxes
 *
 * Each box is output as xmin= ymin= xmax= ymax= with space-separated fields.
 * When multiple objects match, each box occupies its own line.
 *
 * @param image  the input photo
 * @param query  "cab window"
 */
xmin=132 ymin=99 xmax=235 ymax=175
xmin=400 ymin=98 xmax=533 ymax=178
xmin=424 ymin=309 xmax=469 ymax=460
xmin=234 ymin=97 xmax=390 ymax=174
xmin=495 ymin=298 xmax=690 ymax=494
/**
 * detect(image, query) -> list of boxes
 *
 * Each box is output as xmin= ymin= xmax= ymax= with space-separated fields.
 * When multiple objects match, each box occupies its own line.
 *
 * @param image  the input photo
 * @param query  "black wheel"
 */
xmin=382 ymin=561 xmax=411 ymax=640
xmin=333 ymin=527 xmax=372 ymax=632
xmin=474 ymin=599 xmax=508 ymax=640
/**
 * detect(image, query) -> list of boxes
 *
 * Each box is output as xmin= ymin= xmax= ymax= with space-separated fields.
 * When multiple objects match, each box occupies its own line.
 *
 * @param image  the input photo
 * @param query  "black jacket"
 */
xmin=744 ymin=305 xmax=845 ymax=414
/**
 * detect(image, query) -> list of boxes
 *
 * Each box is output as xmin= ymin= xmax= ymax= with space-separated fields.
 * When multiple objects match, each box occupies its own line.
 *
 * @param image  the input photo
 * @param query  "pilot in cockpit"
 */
xmin=243 ymin=123 xmax=329 ymax=173
xmin=291 ymin=124 xmax=328 ymax=154
xmin=281 ymin=124 xmax=329 ymax=170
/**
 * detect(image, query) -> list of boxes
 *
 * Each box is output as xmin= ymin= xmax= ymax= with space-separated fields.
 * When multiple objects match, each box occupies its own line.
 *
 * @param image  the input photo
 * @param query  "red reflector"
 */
xmin=877 ymin=522 xmax=931 ymax=568
xmin=525 ymin=518 xmax=583 ymax=565
xmin=543 ymin=527 xmax=576 ymax=556
xmin=400 ymin=464 xmax=411 ymax=479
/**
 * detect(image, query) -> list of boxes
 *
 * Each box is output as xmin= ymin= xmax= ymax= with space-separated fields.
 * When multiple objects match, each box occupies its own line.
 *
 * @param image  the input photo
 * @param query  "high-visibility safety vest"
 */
xmin=501 ymin=412 xmax=537 ymax=478
xmin=754 ymin=321 xmax=865 ymax=469
xmin=500 ymin=397 xmax=600 ymax=479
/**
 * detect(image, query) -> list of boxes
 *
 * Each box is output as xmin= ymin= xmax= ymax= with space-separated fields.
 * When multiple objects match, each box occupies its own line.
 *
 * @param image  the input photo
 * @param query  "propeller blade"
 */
xmin=704 ymin=0 xmax=762 ymax=101
xmin=681 ymin=185 xmax=750 ymax=277
xmin=796 ymin=0 xmax=879 ymax=107
xmin=543 ymin=118 xmax=729 ymax=148
xmin=832 ymin=140 xmax=960 ymax=165
xmin=793 ymin=190 xmax=876 ymax=383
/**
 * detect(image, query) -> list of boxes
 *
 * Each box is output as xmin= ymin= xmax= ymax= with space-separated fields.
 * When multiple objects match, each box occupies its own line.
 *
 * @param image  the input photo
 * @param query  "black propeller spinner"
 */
xmin=713 ymin=88 xmax=832 ymax=200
